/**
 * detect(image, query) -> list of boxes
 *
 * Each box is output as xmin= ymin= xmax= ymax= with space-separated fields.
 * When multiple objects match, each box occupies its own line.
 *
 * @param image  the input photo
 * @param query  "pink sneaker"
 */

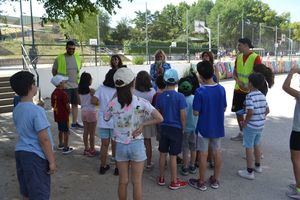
xmin=168 ymin=179 xmax=188 ymax=190
xmin=157 ymin=176 xmax=165 ymax=186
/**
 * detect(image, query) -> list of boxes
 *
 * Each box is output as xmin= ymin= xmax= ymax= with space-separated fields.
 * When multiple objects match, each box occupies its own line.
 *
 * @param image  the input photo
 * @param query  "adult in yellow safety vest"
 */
xmin=52 ymin=40 xmax=83 ymax=129
xmin=230 ymin=38 xmax=262 ymax=141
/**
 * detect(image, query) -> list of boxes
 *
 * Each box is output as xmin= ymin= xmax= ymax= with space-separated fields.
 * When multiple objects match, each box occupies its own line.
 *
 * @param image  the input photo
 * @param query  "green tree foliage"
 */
xmin=290 ymin=22 xmax=300 ymax=41
xmin=110 ymin=18 xmax=132 ymax=45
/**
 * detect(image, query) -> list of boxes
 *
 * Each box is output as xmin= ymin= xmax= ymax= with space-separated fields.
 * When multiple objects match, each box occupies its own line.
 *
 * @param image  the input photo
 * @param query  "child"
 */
xmin=93 ymin=69 xmax=118 ymax=175
xmin=156 ymin=68 xmax=188 ymax=190
xmin=178 ymin=79 xmax=197 ymax=176
xmin=282 ymin=67 xmax=300 ymax=199
xmin=104 ymin=67 xmax=163 ymax=200
xmin=237 ymin=72 xmax=269 ymax=180
xmin=134 ymin=71 xmax=156 ymax=170
xmin=253 ymin=64 xmax=274 ymax=96
xmin=10 ymin=71 xmax=56 ymax=199
xmin=78 ymin=72 xmax=98 ymax=157
xmin=51 ymin=74 xmax=74 ymax=154
xmin=189 ymin=61 xmax=226 ymax=191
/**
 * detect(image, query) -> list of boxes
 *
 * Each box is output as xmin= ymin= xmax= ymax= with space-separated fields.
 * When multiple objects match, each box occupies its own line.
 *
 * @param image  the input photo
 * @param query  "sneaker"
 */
xmin=209 ymin=176 xmax=219 ymax=189
xmin=231 ymin=132 xmax=243 ymax=141
xmin=181 ymin=166 xmax=189 ymax=176
xmin=169 ymin=179 xmax=188 ymax=190
xmin=254 ymin=166 xmax=262 ymax=173
xmin=57 ymin=144 xmax=64 ymax=150
xmin=99 ymin=165 xmax=110 ymax=174
xmin=238 ymin=169 xmax=255 ymax=180
xmin=62 ymin=147 xmax=74 ymax=154
xmin=157 ymin=176 xmax=165 ymax=186
xmin=188 ymin=178 xmax=207 ymax=191
xmin=87 ymin=149 xmax=96 ymax=157
xmin=146 ymin=162 xmax=154 ymax=170
xmin=71 ymin=122 xmax=84 ymax=128
xmin=289 ymin=183 xmax=297 ymax=190
xmin=286 ymin=189 xmax=300 ymax=199
xmin=83 ymin=149 xmax=90 ymax=156
xmin=114 ymin=168 xmax=119 ymax=176
xmin=189 ymin=165 xmax=197 ymax=174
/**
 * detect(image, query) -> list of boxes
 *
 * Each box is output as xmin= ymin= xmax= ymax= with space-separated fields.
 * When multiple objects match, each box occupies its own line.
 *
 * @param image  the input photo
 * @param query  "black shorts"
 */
xmin=57 ymin=122 xmax=69 ymax=132
xmin=231 ymin=91 xmax=247 ymax=112
xmin=15 ymin=151 xmax=50 ymax=199
xmin=159 ymin=125 xmax=183 ymax=155
xmin=290 ymin=131 xmax=300 ymax=150
xmin=65 ymin=88 xmax=79 ymax=105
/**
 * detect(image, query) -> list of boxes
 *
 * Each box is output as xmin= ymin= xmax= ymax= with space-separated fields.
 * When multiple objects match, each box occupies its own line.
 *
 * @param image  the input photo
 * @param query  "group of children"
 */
xmin=11 ymin=54 xmax=300 ymax=200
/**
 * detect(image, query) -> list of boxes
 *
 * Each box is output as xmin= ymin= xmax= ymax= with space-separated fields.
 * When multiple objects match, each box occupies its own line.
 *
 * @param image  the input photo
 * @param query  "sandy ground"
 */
xmin=0 ymin=74 xmax=299 ymax=200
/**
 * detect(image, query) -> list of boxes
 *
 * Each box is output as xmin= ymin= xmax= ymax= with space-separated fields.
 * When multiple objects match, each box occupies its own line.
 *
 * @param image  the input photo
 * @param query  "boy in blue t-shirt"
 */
xmin=178 ymin=79 xmax=197 ymax=176
xmin=189 ymin=61 xmax=227 ymax=191
xmin=156 ymin=69 xmax=188 ymax=190
xmin=10 ymin=71 xmax=56 ymax=200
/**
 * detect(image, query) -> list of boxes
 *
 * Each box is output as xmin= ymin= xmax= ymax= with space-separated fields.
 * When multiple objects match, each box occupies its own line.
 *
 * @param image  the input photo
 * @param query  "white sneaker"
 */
xmin=238 ymin=169 xmax=255 ymax=180
xmin=231 ymin=132 xmax=243 ymax=141
xmin=286 ymin=189 xmax=300 ymax=199
xmin=254 ymin=166 xmax=262 ymax=173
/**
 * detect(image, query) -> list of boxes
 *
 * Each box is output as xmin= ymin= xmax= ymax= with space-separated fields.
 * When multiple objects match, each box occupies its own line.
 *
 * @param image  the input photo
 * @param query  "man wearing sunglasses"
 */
xmin=52 ymin=40 xmax=83 ymax=129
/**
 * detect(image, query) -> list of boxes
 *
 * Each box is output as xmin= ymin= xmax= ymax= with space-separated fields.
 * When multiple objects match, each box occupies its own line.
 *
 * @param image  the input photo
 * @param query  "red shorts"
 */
xmin=81 ymin=110 xmax=97 ymax=123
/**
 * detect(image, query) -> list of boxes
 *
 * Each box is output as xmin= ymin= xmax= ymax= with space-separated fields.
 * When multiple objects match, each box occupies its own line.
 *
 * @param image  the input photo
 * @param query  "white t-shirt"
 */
xmin=134 ymin=88 xmax=156 ymax=103
xmin=79 ymin=93 xmax=96 ymax=111
xmin=104 ymin=95 xmax=155 ymax=144
xmin=94 ymin=85 xmax=116 ymax=129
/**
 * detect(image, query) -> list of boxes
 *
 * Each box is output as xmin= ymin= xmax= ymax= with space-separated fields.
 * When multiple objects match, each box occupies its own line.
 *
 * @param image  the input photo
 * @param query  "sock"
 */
xmin=247 ymin=168 xmax=253 ymax=173
xmin=255 ymin=163 xmax=260 ymax=167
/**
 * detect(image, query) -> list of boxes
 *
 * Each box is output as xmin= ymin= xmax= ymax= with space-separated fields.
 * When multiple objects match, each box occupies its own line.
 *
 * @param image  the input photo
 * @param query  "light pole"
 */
xmin=186 ymin=10 xmax=189 ymax=62
xmin=145 ymin=2 xmax=149 ymax=64
xmin=97 ymin=14 xmax=101 ymax=66
xmin=217 ymin=14 xmax=220 ymax=59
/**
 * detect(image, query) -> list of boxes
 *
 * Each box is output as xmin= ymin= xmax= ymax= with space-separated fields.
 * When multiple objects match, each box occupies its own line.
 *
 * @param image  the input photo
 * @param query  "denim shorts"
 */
xmin=98 ymin=128 xmax=113 ymax=139
xmin=15 ymin=151 xmax=50 ymax=200
xmin=196 ymin=135 xmax=221 ymax=152
xmin=115 ymin=140 xmax=146 ymax=162
xmin=243 ymin=126 xmax=263 ymax=148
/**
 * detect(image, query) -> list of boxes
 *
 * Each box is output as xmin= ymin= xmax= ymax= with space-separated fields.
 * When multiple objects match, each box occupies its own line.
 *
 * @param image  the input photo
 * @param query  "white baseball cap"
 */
xmin=51 ymin=75 xmax=68 ymax=86
xmin=113 ymin=67 xmax=135 ymax=87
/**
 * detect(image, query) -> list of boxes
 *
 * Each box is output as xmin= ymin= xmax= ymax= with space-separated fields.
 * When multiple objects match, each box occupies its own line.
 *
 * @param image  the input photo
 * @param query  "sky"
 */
xmin=1 ymin=0 xmax=300 ymax=27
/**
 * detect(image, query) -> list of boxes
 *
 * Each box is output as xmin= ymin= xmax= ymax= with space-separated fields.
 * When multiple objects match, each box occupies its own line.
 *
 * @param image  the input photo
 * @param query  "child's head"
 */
xmin=10 ymin=71 xmax=37 ymax=98
xmin=103 ymin=69 xmax=117 ymax=88
xmin=155 ymin=75 xmax=166 ymax=90
xmin=201 ymin=51 xmax=214 ymax=64
xmin=253 ymin=64 xmax=274 ymax=89
xmin=248 ymin=72 xmax=265 ymax=90
xmin=78 ymin=72 xmax=92 ymax=95
xmin=196 ymin=61 xmax=214 ymax=81
xmin=114 ymin=67 xmax=135 ymax=108
xmin=51 ymin=75 xmax=68 ymax=89
xmin=110 ymin=55 xmax=123 ymax=69
xmin=135 ymin=71 xmax=152 ymax=92
xmin=178 ymin=79 xmax=193 ymax=96
xmin=163 ymin=69 xmax=179 ymax=86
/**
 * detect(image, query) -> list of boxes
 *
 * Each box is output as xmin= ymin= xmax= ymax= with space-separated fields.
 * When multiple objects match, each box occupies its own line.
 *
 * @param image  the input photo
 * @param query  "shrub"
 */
xmin=132 ymin=56 xmax=145 ymax=65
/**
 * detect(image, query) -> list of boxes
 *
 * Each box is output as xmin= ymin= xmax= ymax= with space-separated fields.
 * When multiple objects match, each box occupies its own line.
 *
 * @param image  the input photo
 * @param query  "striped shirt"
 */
xmin=245 ymin=90 xmax=268 ymax=129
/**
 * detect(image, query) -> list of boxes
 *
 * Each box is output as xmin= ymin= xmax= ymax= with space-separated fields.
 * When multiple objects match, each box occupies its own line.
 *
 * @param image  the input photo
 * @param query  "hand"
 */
xmin=132 ymin=124 xmax=144 ymax=138
xmin=240 ymin=120 xmax=246 ymax=129
xmin=48 ymin=162 xmax=57 ymax=175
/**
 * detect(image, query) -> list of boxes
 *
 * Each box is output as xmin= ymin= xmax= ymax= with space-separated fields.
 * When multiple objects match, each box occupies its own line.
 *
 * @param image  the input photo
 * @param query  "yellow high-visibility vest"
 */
xmin=57 ymin=53 xmax=81 ymax=83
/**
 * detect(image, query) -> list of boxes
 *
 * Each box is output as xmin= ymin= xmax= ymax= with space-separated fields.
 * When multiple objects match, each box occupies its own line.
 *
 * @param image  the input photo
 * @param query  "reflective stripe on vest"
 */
xmin=57 ymin=53 xmax=81 ymax=83
xmin=234 ymin=52 xmax=258 ymax=92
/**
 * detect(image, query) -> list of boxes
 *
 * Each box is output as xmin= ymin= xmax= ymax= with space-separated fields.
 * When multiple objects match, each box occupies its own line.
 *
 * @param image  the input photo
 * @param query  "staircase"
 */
xmin=0 ymin=76 xmax=14 ymax=114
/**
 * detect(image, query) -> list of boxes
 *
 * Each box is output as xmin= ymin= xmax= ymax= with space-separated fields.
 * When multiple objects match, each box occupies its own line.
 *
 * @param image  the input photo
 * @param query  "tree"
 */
xmin=110 ymin=18 xmax=132 ymax=45
xmin=0 ymin=0 xmax=132 ymax=22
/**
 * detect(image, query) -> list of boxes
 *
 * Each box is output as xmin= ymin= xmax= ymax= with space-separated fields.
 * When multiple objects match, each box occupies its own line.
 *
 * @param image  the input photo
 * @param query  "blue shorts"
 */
xmin=57 ymin=122 xmax=69 ymax=132
xmin=98 ymin=128 xmax=113 ymax=139
xmin=15 ymin=151 xmax=50 ymax=199
xmin=115 ymin=140 xmax=146 ymax=162
xmin=243 ymin=126 xmax=263 ymax=148
xmin=159 ymin=125 xmax=183 ymax=155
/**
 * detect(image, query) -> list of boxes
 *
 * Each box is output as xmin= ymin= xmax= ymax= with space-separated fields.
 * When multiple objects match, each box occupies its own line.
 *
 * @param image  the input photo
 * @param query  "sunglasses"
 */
xmin=67 ymin=47 xmax=75 ymax=50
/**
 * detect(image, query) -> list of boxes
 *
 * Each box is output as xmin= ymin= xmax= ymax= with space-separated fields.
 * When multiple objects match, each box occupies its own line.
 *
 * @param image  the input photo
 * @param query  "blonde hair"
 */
xmin=154 ymin=49 xmax=167 ymax=62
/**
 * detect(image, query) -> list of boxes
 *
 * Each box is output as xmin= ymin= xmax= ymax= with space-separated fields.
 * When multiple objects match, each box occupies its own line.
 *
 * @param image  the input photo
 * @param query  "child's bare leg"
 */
xmin=100 ymin=138 xmax=110 ymax=167
xmin=117 ymin=161 xmax=129 ymax=200
xmin=89 ymin=122 xmax=96 ymax=151
xmin=58 ymin=131 xmax=63 ymax=146
xmin=190 ymin=150 xmax=196 ymax=166
xmin=213 ymin=149 xmax=222 ymax=180
xmin=112 ymin=139 xmax=116 ymax=158
xmin=246 ymin=148 xmax=254 ymax=169
xmin=83 ymin=121 xmax=89 ymax=150
xmin=170 ymin=155 xmax=177 ymax=183
xmin=144 ymin=138 xmax=152 ymax=166
xmin=199 ymin=152 xmax=208 ymax=182
xmin=182 ymin=148 xmax=189 ymax=168
xmin=131 ymin=161 xmax=144 ymax=200
xmin=63 ymin=132 xmax=69 ymax=148
xmin=159 ymin=152 xmax=167 ymax=178
xmin=254 ymin=145 xmax=261 ymax=165
xmin=291 ymin=150 xmax=300 ymax=188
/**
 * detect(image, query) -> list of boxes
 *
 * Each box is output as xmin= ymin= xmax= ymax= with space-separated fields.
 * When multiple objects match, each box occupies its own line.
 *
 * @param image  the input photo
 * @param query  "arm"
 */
xmin=265 ymin=106 xmax=270 ymax=116
xmin=38 ymin=129 xmax=56 ymax=174
xmin=52 ymin=58 xmax=58 ymax=76
xmin=180 ymin=109 xmax=186 ymax=131
xmin=90 ymin=89 xmax=99 ymax=105
xmin=214 ymin=65 xmax=220 ymax=83
xmin=282 ymin=67 xmax=300 ymax=99
xmin=242 ymin=109 xmax=253 ymax=128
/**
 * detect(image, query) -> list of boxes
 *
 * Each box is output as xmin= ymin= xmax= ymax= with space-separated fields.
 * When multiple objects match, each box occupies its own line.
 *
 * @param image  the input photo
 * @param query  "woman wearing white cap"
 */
xmin=104 ymin=68 xmax=163 ymax=200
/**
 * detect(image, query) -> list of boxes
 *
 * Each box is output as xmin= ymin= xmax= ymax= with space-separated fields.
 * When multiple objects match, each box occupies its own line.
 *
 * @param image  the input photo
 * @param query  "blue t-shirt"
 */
xmin=185 ymin=95 xmax=197 ymax=133
xmin=193 ymin=84 xmax=227 ymax=138
xmin=156 ymin=90 xmax=187 ymax=129
xmin=13 ymin=102 xmax=54 ymax=159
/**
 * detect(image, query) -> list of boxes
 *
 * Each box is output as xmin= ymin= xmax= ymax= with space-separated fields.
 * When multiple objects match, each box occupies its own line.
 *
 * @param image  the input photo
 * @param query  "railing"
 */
xmin=21 ymin=44 xmax=41 ymax=101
